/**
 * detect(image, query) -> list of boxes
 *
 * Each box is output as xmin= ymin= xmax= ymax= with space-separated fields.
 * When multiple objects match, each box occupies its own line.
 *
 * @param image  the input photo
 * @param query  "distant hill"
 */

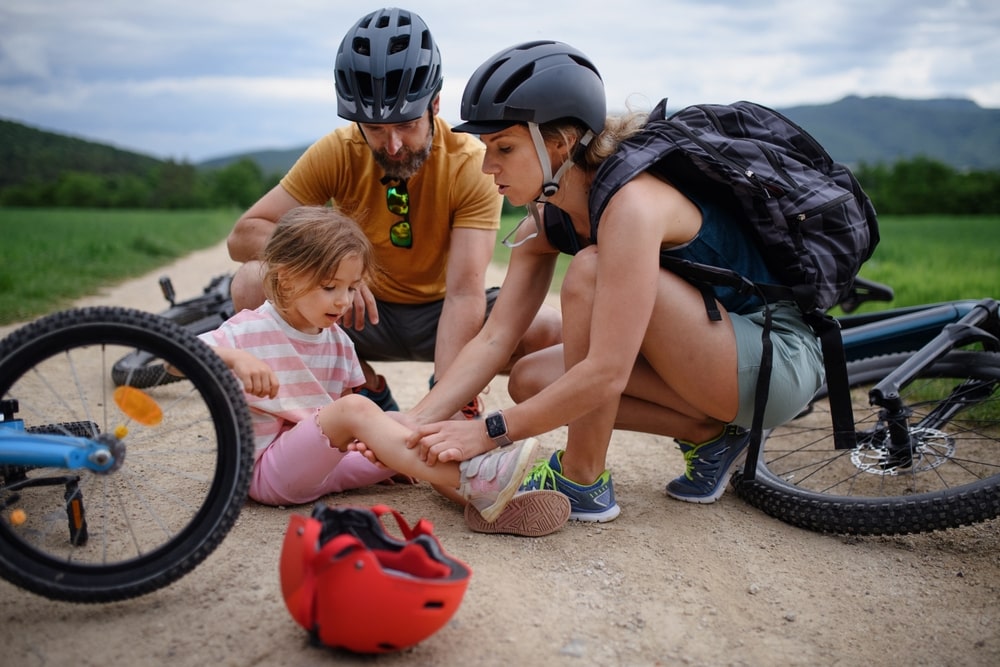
xmin=2 ymin=96 xmax=998 ymax=192
xmin=0 ymin=119 xmax=162 ymax=190
xmin=196 ymin=96 xmax=1000 ymax=174
xmin=198 ymin=147 xmax=306 ymax=176
xmin=777 ymin=96 xmax=1000 ymax=170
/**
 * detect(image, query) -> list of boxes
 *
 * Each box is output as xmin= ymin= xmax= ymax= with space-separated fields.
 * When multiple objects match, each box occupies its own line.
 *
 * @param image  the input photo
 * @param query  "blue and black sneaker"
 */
xmin=519 ymin=450 xmax=620 ymax=522
xmin=665 ymin=425 xmax=750 ymax=503
xmin=354 ymin=375 xmax=399 ymax=412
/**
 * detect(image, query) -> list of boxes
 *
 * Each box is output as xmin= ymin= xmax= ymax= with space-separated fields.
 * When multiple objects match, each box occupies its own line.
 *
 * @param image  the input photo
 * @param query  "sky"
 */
xmin=2 ymin=0 xmax=998 ymax=163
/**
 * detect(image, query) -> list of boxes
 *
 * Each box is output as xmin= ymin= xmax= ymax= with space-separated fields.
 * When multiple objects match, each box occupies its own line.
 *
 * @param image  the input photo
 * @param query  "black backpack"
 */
xmin=544 ymin=99 xmax=880 ymax=466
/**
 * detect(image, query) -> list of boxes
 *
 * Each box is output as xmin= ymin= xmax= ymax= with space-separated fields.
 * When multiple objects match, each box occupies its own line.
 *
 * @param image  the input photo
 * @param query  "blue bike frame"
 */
xmin=0 ymin=420 xmax=116 ymax=473
xmin=840 ymin=299 xmax=982 ymax=361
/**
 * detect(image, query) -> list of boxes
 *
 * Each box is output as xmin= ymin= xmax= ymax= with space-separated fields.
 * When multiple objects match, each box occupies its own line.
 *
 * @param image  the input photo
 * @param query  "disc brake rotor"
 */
xmin=851 ymin=427 xmax=954 ymax=476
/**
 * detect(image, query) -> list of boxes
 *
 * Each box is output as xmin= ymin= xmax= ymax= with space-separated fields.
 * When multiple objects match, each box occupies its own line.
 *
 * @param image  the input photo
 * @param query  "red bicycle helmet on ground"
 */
xmin=280 ymin=503 xmax=472 ymax=654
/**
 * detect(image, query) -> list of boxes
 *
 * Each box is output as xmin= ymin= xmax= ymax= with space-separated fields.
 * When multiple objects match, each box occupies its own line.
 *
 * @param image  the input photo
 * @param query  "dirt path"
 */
xmin=2 ymin=240 xmax=998 ymax=666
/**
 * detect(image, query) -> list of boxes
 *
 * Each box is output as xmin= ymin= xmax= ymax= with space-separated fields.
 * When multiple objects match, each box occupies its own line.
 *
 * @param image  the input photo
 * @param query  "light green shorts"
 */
xmin=730 ymin=302 xmax=825 ymax=430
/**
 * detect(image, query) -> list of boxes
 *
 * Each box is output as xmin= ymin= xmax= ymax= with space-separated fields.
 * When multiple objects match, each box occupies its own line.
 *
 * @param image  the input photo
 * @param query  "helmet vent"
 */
xmin=351 ymin=37 xmax=370 ymax=57
xmin=410 ymin=66 xmax=429 ymax=95
xmin=356 ymin=73 xmax=374 ymax=102
xmin=494 ymin=64 xmax=535 ymax=104
xmin=388 ymin=35 xmax=410 ymax=55
xmin=569 ymin=54 xmax=601 ymax=78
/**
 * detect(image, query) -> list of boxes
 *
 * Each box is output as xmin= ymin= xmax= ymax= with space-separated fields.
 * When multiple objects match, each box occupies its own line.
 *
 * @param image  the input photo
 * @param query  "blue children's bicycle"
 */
xmin=0 ymin=306 xmax=253 ymax=603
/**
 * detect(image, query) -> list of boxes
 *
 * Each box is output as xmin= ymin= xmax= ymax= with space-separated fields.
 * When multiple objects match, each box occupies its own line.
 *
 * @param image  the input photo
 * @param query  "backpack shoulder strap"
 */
xmin=587 ymin=98 xmax=677 ymax=242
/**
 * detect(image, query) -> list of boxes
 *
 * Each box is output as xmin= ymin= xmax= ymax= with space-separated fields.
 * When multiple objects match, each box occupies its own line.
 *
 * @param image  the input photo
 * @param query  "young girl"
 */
xmin=199 ymin=206 xmax=569 ymax=536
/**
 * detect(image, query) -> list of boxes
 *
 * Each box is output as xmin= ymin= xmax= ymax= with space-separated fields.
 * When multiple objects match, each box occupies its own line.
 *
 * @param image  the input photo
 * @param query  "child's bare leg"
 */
xmin=319 ymin=394 xmax=462 ymax=490
xmin=323 ymin=395 xmax=541 ymax=524
xmin=431 ymin=483 xmax=467 ymax=506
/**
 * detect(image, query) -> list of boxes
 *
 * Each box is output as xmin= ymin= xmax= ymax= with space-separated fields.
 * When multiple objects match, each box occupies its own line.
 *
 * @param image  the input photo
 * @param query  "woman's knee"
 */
xmin=560 ymin=247 xmax=599 ymax=306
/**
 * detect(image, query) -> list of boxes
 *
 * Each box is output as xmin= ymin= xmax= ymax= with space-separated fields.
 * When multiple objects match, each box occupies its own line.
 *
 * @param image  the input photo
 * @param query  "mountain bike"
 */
xmin=112 ymin=273 xmax=234 ymax=388
xmin=0 ymin=306 xmax=254 ymax=603
xmin=734 ymin=279 xmax=1000 ymax=536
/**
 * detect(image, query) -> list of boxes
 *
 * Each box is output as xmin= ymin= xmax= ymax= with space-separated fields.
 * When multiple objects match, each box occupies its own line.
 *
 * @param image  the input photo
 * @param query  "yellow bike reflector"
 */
xmin=113 ymin=386 xmax=163 ymax=426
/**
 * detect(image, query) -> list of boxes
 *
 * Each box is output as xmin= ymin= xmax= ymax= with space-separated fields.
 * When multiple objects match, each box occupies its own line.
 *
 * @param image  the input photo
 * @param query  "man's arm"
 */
xmin=432 ymin=226 xmax=497 ymax=380
xmin=227 ymin=184 xmax=303 ymax=262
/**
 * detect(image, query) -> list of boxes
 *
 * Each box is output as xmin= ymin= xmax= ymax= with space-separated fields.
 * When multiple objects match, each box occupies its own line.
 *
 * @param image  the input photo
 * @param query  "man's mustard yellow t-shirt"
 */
xmin=280 ymin=116 xmax=502 ymax=304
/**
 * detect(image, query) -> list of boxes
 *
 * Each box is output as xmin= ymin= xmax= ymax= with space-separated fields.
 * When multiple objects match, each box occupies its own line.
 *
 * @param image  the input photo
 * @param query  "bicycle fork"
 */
xmin=863 ymin=298 xmax=1000 ymax=469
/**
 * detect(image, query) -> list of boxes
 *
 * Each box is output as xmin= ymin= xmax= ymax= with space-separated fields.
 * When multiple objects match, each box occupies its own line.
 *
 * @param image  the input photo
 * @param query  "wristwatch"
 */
xmin=485 ymin=410 xmax=513 ymax=447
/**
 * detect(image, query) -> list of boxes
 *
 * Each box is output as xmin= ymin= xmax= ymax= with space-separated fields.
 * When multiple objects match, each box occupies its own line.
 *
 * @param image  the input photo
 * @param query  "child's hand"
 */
xmin=231 ymin=352 xmax=279 ymax=398
xmin=210 ymin=347 xmax=279 ymax=398
xmin=347 ymin=439 xmax=386 ymax=467
xmin=379 ymin=473 xmax=420 ymax=486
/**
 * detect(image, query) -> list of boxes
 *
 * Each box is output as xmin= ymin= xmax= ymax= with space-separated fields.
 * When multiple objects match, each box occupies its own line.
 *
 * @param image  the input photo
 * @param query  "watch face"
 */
xmin=486 ymin=412 xmax=506 ymax=437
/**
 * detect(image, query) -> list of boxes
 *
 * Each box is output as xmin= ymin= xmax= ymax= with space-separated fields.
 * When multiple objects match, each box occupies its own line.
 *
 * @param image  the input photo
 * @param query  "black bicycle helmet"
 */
xmin=455 ymin=41 xmax=606 ymax=202
xmin=335 ymin=8 xmax=443 ymax=123
xmin=453 ymin=40 xmax=605 ymax=136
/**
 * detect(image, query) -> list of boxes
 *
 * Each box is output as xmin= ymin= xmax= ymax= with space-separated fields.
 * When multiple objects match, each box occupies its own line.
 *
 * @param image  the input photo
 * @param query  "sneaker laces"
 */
xmin=679 ymin=428 xmax=741 ymax=481
xmin=521 ymin=459 xmax=558 ymax=490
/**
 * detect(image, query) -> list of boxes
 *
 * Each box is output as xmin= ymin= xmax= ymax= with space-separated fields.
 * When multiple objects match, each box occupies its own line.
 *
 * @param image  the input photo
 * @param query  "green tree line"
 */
xmin=1 ymin=155 xmax=998 ymax=215
xmin=0 ymin=158 xmax=282 ymax=210
xmin=854 ymin=157 xmax=1000 ymax=214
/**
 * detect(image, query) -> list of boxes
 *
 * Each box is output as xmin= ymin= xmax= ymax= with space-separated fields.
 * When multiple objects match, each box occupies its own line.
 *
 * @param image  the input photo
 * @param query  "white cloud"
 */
xmin=1 ymin=0 xmax=997 ymax=161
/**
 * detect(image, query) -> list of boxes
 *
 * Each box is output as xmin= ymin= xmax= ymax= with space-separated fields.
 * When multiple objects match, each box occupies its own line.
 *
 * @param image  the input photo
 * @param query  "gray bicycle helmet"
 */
xmin=454 ymin=41 xmax=606 ymax=203
xmin=453 ymin=40 xmax=605 ymax=136
xmin=335 ymin=8 xmax=443 ymax=123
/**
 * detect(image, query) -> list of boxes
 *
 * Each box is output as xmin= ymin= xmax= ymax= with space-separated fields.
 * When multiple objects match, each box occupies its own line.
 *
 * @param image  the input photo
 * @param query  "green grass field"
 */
xmin=845 ymin=215 xmax=1000 ymax=308
xmin=0 ymin=208 xmax=997 ymax=325
xmin=0 ymin=208 xmax=237 ymax=323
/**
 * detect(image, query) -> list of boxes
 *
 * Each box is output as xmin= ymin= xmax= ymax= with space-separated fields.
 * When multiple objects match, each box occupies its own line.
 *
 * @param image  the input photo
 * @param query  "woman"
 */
xmin=400 ymin=41 xmax=825 ymax=523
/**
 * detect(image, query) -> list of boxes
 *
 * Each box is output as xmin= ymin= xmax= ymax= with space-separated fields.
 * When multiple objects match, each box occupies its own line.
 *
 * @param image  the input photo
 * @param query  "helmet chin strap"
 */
xmin=528 ymin=122 xmax=594 ymax=203
xmin=501 ymin=122 xmax=596 ymax=249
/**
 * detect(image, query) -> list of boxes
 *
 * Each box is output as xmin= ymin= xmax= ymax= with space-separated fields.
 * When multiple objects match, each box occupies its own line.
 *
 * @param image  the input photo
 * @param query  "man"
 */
xmin=227 ymin=7 xmax=561 ymax=415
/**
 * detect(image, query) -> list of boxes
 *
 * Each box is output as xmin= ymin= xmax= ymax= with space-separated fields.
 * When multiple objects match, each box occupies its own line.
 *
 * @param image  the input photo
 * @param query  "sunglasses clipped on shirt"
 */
xmin=385 ymin=179 xmax=412 ymax=249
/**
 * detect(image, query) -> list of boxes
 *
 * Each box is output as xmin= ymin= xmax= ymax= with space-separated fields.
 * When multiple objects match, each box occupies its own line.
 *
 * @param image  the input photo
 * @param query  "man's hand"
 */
xmin=340 ymin=282 xmax=379 ymax=331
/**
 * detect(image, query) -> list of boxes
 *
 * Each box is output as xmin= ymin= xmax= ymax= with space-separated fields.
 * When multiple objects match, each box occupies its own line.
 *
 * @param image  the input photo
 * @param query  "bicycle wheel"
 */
xmin=0 ymin=306 xmax=254 ymax=602
xmin=735 ymin=351 xmax=1000 ymax=536
xmin=111 ymin=293 xmax=232 ymax=388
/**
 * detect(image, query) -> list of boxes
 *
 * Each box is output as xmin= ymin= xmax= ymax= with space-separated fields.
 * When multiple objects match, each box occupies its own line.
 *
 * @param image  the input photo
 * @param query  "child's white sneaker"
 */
xmin=459 ymin=438 xmax=539 ymax=522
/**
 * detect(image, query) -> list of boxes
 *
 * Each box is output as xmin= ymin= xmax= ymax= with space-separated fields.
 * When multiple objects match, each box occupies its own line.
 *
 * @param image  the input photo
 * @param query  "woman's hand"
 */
xmin=405 ymin=419 xmax=493 ymax=465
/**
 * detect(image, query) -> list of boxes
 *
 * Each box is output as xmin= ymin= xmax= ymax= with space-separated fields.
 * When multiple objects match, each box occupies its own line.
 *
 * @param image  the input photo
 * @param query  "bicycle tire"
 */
xmin=111 ymin=308 xmax=230 ymax=389
xmin=0 ymin=306 xmax=254 ymax=602
xmin=734 ymin=351 xmax=1000 ymax=536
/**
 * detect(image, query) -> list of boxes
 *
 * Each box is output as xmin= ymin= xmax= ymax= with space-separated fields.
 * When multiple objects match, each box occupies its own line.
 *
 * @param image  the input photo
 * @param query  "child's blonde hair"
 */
xmin=262 ymin=206 xmax=378 ymax=312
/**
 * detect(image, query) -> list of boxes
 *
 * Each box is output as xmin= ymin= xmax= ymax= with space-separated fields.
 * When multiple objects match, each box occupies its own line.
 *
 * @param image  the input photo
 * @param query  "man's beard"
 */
xmin=372 ymin=135 xmax=432 ymax=181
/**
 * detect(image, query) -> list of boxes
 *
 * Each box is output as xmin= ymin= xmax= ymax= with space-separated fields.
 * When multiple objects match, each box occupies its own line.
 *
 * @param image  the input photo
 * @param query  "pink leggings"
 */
xmin=249 ymin=411 xmax=396 ymax=506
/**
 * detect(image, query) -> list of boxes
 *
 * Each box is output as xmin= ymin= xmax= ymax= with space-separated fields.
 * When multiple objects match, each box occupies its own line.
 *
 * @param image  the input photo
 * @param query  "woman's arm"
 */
xmin=408 ymin=226 xmax=559 ymax=425
xmin=413 ymin=175 xmax=691 ymax=462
